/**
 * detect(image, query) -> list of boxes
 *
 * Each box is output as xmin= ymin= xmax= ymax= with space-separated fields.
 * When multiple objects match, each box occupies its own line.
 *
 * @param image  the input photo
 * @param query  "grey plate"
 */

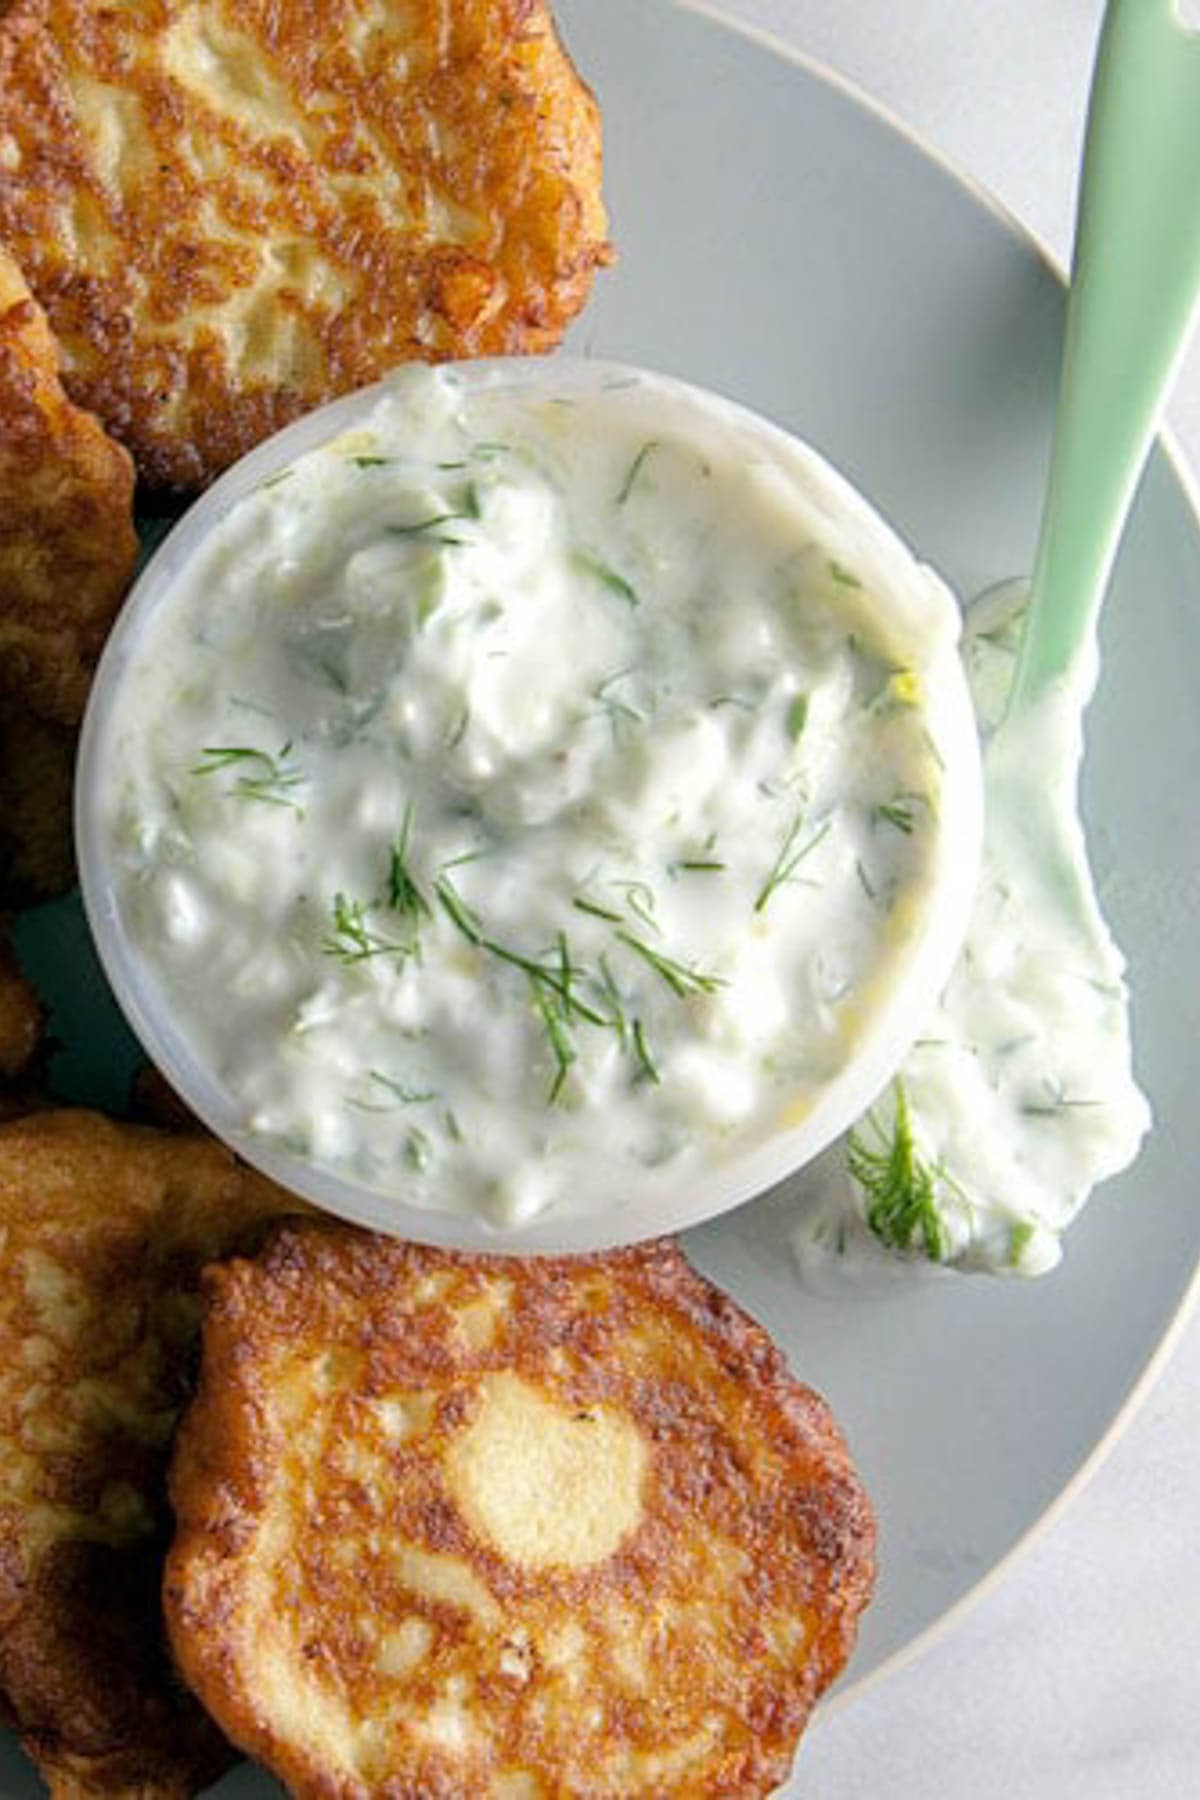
xmin=6 ymin=1 xmax=1200 ymax=1792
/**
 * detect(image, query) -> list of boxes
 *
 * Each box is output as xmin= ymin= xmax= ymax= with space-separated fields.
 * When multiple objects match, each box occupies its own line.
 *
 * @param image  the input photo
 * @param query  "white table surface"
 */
xmin=703 ymin=3 xmax=1200 ymax=1796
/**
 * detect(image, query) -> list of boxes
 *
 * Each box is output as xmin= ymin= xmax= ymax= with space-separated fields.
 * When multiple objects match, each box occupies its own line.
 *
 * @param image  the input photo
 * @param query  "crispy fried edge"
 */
xmin=0 ymin=242 xmax=138 ymax=721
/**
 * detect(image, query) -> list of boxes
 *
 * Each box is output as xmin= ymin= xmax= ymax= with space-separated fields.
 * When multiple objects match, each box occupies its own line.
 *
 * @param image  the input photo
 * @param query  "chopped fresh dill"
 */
xmin=847 ymin=1082 xmax=945 ymax=1260
xmin=191 ymin=744 xmax=305 ymax=809
xmin=614 ymin=880 xmax=659 ymax=934
xmin=592 ymin=669 xmax=644 ymax=738
xmin=388 ymin=805 xmax=431 ymax=934
xmin=616 ymin=439 xmax=659 ymax=505
xmin=573 ymin=548 xmax=639 ymax=606
xmin=754 ymin=814 xmax=831 ymax=913
xmin=786 ymin=693 xmax=810 ymax=741
xmin=573 ymin=895 xmax=624 ymax=924
xmin=369 ymin=1071 xmax=436 ymax=1104
xmin=437 ymin=881 xmax=606 ymax=1030
xmin=347 ymin=1071 xmax=436 ymax=1113
xmin=228 ymin=695 xmax=275 ymax=719
xmin=1008 ymin=1219 xmax=1036 ymax=1265
xmin=437 ymin=459 xmax=469 ymax=471
xmin=446 ymin=706 xmax=471 ymax=749
xmin=385 ymin=505 xmax=474 ymax=544
xmin=829 ymin=559 xmax=861 ymax=588
xmin=596 ymin=954 xmax=629 ymax=1043
xmin=631 ymin=1018 xmax=660 ymax=1085
xmin=876 ymin=801 xmax=914 ymax=834
xmin=443 ymin=1109 xmax=464 ymax=1143
xmin=322 ymin=893 xmax=415 ymax=965
xmin=472 ymin=441 xmax=511 ymax=459
xmin=672 ymin=859 xmax=725 ymax=874
xmin=435 ymin=874 xmax=485 ymax=945
xmin=260 ymin=468 xmax=293 ymax=490
xmin=352 ymin=455 xmax=393 ymax=468
xmin=708 ymin=693 xmax=756 ymax=713
xmin=855 ymin=858 xmax=877 ymax=901
xmin=614 ymin=929 xmax=725 ymax=999
xmin=531 ymin=978 xmax=576 ymax=1103
xmin=440 ymin=848 xmax=489 ymax=874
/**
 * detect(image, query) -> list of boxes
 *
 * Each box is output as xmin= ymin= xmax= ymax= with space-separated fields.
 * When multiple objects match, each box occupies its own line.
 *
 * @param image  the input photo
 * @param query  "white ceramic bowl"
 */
xmin=76 ymin=356 xmax=982 ymax=1253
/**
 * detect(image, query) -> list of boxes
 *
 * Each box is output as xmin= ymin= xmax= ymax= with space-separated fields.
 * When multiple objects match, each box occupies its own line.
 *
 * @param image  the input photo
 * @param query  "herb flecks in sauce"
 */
xmin=191 ymin=745 xmax=305 ymax=809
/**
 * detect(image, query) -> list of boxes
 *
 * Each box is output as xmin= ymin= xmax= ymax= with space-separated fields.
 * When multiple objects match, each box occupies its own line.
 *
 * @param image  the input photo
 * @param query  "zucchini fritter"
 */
xmin=0 ymin=1110 xmax=307 ymax=1798
xmin=0 ymin=0 xmax=611 ymax=490
xmin=166 ymin=1223 xmax=876 ymax=1799
xmin=0 ymin=244 xmax=137 ymax=724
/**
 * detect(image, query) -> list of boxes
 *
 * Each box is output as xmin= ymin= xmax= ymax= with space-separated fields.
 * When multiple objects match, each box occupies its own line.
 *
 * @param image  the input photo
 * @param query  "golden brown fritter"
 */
xmin=0 ymin=243 xmax=138 ymax=724
xmin=0 ymin=0 xmax=611 ymax=491
xmin=165 ymin=1223 xmax=876 ymax=1799
xmin=0 ymin=1109 xmax=309 ymax=1798
xmin=0 ymin=701 xmax=76 ymax=905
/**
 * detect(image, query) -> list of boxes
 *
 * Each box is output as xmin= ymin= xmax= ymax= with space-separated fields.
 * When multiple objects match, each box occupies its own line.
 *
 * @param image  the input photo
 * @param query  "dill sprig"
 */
xmin=614 ymin=929 xmax=725 ymax=999
xmin=322 ymin=893 xmax=415 ymax=965
xmin=388 ymin=805 xmax=432 ymax=935
xmin=191 ymin=744 xmax=305 ymax=808
xmin=754 ymin=814 xmax=831 ymax=913
xmin=846 ymin=1082 xmax=946 ymax=1261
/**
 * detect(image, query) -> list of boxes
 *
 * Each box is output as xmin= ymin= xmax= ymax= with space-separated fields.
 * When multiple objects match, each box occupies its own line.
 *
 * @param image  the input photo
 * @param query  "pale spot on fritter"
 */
xmin=446 ymin=1372 xmax=647 ymax=1570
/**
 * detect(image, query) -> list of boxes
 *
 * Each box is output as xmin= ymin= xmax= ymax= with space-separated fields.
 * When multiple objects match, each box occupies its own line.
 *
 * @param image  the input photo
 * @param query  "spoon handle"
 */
xmin=1008 ymin=0 xmax=1200 ymax=714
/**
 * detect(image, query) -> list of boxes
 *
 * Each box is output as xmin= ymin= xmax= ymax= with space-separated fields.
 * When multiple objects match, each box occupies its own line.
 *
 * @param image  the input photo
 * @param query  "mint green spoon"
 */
xmin=1007 ymin=0 xmax=1200 ymax=717
xmin=981 ymin=0 xmax=1200 ymax=919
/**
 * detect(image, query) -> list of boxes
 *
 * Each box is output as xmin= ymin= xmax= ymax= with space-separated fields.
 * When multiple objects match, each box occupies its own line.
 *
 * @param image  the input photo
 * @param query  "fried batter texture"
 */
xmin=0 ymin=0 xmax=611 ymax=490
xmin=0 ymin=244 xmax=137 ymax=724
xmin=165 ymin=1223 xmax=876 ymax=1799
xmin=0 ymin=1110 xmax=307 ymax=1798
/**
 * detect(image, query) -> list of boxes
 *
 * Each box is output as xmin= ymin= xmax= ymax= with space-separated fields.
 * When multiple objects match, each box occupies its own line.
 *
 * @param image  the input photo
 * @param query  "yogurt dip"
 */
xmin=82 ymin=362 xmax=980 ymax=1237
xmin=794 ymin=586 xmax=1151 ymax=1281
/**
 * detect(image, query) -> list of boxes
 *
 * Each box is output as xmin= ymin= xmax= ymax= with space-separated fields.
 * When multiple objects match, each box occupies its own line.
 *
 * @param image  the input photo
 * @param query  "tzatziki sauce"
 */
xmin=94 ymin=364 xmax=974 ymax=1231
xmin=794 ymin=586 xmax=1151 ymax=1281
